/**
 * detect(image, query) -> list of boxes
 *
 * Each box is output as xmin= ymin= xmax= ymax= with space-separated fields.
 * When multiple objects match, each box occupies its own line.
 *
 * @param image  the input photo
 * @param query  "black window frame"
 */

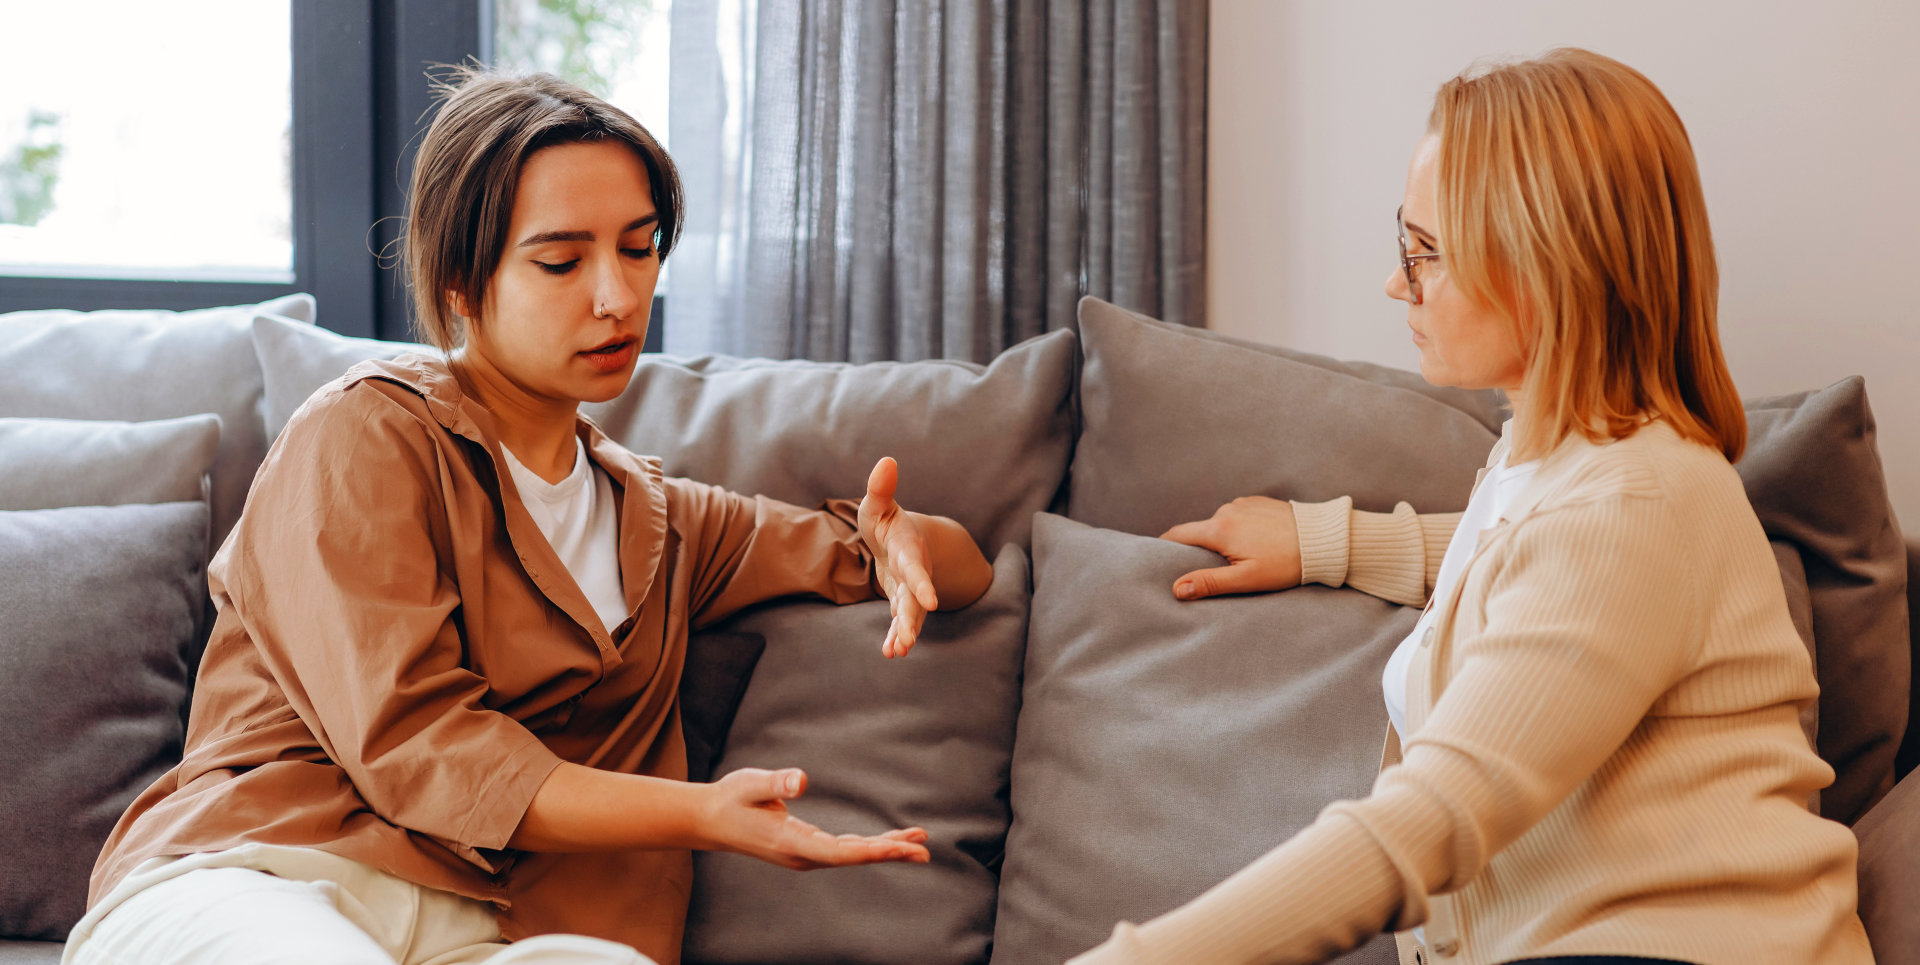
xmin=0 ymin=0 xmax=665 ymax=349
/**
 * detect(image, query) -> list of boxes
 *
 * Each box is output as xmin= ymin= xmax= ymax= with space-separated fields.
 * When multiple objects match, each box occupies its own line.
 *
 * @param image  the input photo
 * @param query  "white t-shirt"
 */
xmin=1383 ymin=454 xmax=1540 ymax=738
xmin=498 ymin=436 xmax=628 ymax=635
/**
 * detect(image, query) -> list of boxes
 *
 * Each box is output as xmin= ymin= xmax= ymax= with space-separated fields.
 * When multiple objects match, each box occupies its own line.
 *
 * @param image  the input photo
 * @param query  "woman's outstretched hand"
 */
xmin=857 ymin=456 xmax=967 ymax=658
xmin=703 ymin=767 xmax=929 ymax=870
xmin=1159 ymin=496 xmax=1304 ymax=601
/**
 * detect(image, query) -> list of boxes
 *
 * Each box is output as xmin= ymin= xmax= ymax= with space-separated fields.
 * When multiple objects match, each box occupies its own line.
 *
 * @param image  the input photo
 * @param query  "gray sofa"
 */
xmin=1 ymin=294 xmax=1913 ymax=965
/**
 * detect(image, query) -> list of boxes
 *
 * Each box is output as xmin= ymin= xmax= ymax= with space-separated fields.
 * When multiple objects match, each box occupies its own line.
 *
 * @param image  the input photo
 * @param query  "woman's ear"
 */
xmin=446 ymin=290 xmax=473 ymax=321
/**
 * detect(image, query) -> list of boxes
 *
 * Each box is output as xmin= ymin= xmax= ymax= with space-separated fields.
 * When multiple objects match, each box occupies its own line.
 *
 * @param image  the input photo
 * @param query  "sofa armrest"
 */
xmin=1856 ymin=766 xmax=1919 ymax=963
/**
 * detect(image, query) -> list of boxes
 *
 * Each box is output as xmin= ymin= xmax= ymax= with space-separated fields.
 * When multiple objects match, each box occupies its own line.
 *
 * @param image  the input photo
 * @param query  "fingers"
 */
xmin=894 ymin=550 xmax=938 ymax=612
xmin=884 ymin=585 xmax=928 ymax=658
xmin=808 ymin=830 xmax=931 ymax=867
xmin=865 ymin=456 xmax=899 ymax=505
xmin=780 ymin=821 xmax=930 ymax=869
xmin=1172 ymin=562 xmax=1266 ymax=601
xmin=1158 ymin=518 xmax=1217 ymax=548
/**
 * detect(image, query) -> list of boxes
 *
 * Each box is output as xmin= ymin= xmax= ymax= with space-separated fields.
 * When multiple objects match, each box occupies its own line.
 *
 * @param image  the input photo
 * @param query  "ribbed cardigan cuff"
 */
xmin=1293 ymin=498 xmax=1457 ymax=609
xmin=1292 ymin=497 xmax=1353 ymax=588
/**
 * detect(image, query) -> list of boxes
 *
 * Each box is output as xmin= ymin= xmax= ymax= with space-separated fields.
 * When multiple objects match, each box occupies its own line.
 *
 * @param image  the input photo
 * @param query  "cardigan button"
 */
xmin=1432 ymin=938 xmax=1460 ymax=956
xmin=1420 ymin=625 xmax=1436 ymax=647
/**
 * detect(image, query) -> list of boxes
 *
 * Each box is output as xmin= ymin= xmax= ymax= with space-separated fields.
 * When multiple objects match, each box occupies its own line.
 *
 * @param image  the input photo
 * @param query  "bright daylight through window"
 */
xmin=0 ymin=1 xmax=292 ymax=283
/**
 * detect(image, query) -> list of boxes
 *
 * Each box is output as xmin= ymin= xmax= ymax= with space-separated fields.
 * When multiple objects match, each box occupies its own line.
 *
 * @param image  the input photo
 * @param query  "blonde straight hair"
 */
xmin=1428 ymin=48 xmax=1745 ymax=463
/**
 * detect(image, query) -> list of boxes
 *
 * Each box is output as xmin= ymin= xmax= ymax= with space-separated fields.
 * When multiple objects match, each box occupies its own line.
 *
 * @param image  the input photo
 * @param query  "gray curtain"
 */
xmin=666 ymin=0 xmax=1206 ymax=362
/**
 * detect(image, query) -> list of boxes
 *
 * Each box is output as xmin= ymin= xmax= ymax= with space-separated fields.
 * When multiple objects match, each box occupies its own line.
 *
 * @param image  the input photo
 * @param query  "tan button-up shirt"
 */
xmin=88 ymin=355 xmax=877 ymax=963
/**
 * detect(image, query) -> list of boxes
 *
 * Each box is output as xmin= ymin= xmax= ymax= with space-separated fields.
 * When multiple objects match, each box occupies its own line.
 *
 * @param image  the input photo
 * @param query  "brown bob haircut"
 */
xmin=404 ymin=66 xmax=684 ymax=351
xmin=1428 ymin=48 xmax=1745 ymax=463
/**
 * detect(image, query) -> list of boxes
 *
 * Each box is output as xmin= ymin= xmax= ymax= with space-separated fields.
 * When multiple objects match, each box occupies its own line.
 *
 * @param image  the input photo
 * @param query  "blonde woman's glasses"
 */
xmin=1396 ymin=205 xmax=1442 ymax=305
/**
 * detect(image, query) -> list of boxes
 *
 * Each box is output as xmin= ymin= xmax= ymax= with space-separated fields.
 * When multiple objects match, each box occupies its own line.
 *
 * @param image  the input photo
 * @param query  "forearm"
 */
xmin=1291 ymin=497 xmax=1459 ymax=607
xmin=508 ymin=761 xmax=710 ymax=852
xmin=906 ymin=511 xmax=993 ymax=609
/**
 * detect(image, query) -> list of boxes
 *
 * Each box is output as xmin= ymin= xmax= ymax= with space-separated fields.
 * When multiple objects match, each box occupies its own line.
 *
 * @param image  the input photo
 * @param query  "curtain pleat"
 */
xmin=668 ymin=0 xmax=1205 ymax=362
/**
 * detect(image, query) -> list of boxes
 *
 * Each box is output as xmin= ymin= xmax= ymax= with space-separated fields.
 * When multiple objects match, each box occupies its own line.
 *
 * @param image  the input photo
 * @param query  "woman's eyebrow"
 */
xmin=1403 ymin=218 xmax=1436 ymax=243
xmin=516 ymin=213 xmax=661 ymax=249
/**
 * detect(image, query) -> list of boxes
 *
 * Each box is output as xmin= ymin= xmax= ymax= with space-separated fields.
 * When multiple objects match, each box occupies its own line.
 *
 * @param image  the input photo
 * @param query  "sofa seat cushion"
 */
xmin=685 ymin=546 xmax=1031 ymax=965
xmin=993 ymin=514 xmax=1395 ymax=965
xmin=0 ymin=940 xmax=62 ymax=964
xmin=1855 ymin=770 xmax=1920 ymax=964
xmin=0 ymin=503 xmax=209 ymax=940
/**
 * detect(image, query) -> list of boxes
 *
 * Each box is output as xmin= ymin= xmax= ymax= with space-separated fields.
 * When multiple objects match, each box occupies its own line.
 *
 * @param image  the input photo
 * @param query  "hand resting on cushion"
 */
xmin=1160 ymin=496 xmax=1304 ymax=601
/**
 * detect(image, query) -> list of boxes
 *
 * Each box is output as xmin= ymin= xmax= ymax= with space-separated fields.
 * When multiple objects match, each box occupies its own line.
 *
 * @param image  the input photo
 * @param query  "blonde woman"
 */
xmin=65 ymin=69 xmax=992 ymax=965
xmin=1099 ymin=50 xmax=1876 ymax=965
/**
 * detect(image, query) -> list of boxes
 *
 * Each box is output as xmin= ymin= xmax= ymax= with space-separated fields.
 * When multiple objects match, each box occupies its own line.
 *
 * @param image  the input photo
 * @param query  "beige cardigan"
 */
xmin=1070 ymin=421 xmax=1874 ymax=965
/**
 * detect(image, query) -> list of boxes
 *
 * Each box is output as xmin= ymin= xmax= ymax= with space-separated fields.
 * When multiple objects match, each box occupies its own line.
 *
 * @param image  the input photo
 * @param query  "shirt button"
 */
xmin=1420 ymin=625 xmax=1436 ymax=648
xmin=1432 ymin=938 xmax=1460 ymax=956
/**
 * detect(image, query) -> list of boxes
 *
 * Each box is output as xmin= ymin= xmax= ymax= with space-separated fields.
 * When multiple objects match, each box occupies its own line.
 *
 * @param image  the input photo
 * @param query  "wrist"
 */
xmin=683 ymin=779 xmax=724 ymax=852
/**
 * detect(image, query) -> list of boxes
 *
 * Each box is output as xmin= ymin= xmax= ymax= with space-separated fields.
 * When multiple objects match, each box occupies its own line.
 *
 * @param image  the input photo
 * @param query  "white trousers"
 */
xmin=63 ymin=844 xmax=655 ymax=965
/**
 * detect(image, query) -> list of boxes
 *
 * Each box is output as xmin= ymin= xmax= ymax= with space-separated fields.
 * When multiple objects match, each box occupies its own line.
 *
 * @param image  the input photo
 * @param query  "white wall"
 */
xmin=1207 ymin=0 xmax=1920 ymax=530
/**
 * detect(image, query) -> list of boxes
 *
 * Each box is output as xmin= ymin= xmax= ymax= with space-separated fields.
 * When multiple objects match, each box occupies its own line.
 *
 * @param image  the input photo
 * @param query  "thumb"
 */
xmin=865 ymin=457 xmax=899 ymax=506
xmin=745 ymin=767 xmax=807 ymax=802
xmin=1172 ymin=563 xmax=1263 ymax=601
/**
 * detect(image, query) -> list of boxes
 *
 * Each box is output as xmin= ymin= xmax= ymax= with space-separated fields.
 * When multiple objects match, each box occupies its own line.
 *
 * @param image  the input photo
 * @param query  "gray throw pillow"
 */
xmin=1072 ymin=297 xmax=1905 ymax=825
xmin=1740 ymin=377 xmax=1910 ymax=825
xmin=253 ymin=316 xmax=1078 ymax=554
xmin=0 ymin=294 xmax=313 ymax=551
xmin=1854 ymin=771 xmax=1920 ymax=965
xmin=583 ymin=331 xmax=1077 ymax=552
xmin=1067 ymin=296 xmax=1501 ymax=537
xmin=993 ymin=514 xmax=1396 ymax=965
xmin=679 ymin=632 xmax=767 ymax=785
xmin=684 ymin=546 xmax=1031 ymax=965
xmin=0 ymin=415 xmax=220 ymax=511
xmin=251 ymin=314 xmax=426 ymax=441
xmin=0 ymin=503 xmax=209 ymax=941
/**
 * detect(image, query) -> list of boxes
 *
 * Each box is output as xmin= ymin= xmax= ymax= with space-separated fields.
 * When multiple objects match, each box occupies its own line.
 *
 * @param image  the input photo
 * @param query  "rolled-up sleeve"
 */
xmin=665 ymin=477 xmax=879 ymax=629
xmin=222 ymin=386 xmax=564 ymax=859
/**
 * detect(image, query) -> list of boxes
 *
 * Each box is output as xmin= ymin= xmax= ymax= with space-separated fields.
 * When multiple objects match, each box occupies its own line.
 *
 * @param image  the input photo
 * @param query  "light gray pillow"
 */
xmin=0 ymin=415 xmax=220 ymax=511
xmin=1079 ymin=297 xmax=1509 ymax=434
xmin=1067 ymin=297 xmax=1501 ymax=537
xmin=0 ymin=503 xmax=209 ymax=941
xmin=583 ymin=330 xmax=1077 ymax=552
xmin=1739 ymin=377 xmax=1910 ymax=825
xmin=251 ymin=314 xmax=427 ymax=441
xmin=0 ymin=294 xmax=313 ymax=551
xmin=684 ymin=546 xmax=1031 ymax=965
xmin=1071 ymin=297 xmax=1903 ymax=825
xmin=992 ymin=514 xmax=1396 ymax=965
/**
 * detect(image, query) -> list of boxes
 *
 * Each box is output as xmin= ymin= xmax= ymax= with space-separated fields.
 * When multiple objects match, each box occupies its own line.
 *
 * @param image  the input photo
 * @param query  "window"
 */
xmin=492 ymin=0 xmax=671 ymax=148
xmin=0 ymin=2 xmax=671 ymax=344
xmin=0 ymin=2 xmax=485 ymax=338
xmin=0 ymin=1 xmax=292 ymax=283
